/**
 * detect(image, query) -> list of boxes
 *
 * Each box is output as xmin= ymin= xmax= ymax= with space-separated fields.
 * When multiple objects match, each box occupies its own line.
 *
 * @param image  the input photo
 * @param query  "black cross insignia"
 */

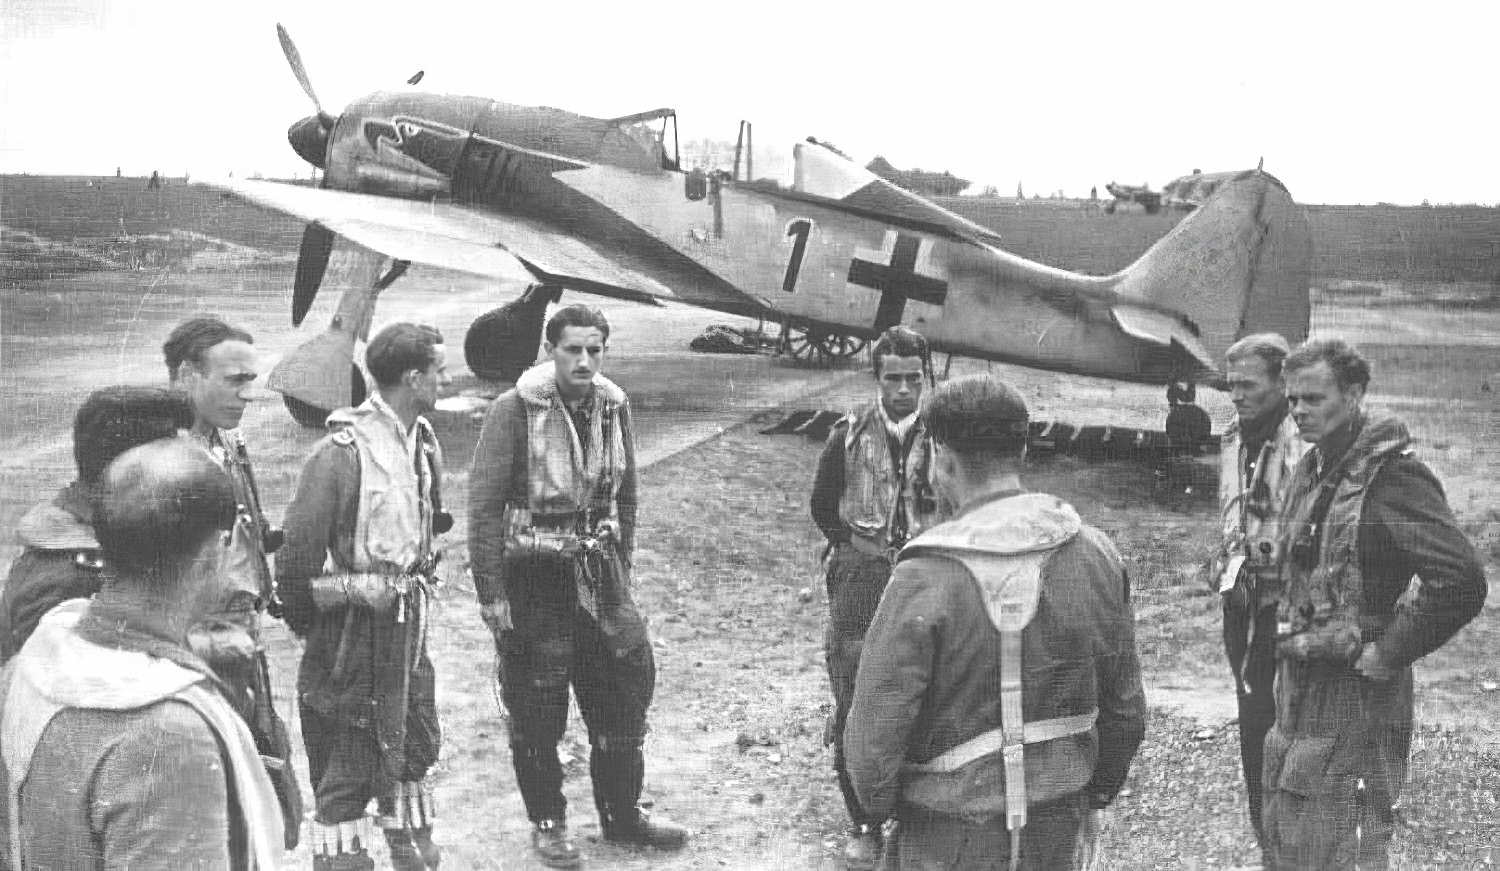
xmin=847 ymin=233 xmax=949 ymax=332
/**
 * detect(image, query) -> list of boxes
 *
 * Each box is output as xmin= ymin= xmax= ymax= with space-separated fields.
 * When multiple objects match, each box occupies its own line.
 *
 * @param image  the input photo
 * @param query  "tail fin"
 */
xmin=1113 ymin=170 xmax=1313 ymax=369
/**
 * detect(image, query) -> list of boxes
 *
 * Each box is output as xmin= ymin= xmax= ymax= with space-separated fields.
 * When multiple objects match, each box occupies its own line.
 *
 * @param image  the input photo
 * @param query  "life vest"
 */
xmin=514 ymin=364 xmax=628 ymax=524
xmin=1214 ymin=412 xmax=1309 ymax=591
xmin=1275 ymin=416 xmax=1413 ymax=657
xmin=326 ymin=396 xmax=440 ymax=575
xmin=897 ymin=493 xmax=1099 ymax=866
xmin=838 ymin=403 xmax=932 ymax=550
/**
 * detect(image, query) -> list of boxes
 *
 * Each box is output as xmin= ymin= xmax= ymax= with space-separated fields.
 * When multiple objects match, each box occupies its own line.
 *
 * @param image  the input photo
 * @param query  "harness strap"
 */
xmin=905 ymin=709 xmax=1100 ymax=774
xmin=1000 ymin=627 xmax=1027 ymax=866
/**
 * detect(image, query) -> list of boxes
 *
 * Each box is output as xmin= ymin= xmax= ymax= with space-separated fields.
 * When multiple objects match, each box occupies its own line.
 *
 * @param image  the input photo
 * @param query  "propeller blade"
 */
xmin=276 ymin=23 xmax=325 ymax=116
xmin=293 ymin=222 xmax=336 ymax=326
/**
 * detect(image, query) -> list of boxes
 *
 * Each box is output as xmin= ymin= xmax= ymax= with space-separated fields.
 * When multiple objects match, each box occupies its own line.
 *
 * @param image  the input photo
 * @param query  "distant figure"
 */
xmin=147 ymin=170 xmax=162 ymax=190
xmin=1163 ymin=381 xmax=1213 ymax=492
xmin=115 ymin=166 xmax=120 ymax=177
xmin=1016 ymin=182 xmax=1023 ymax=199
xmin=0 ymin=439 xmax=285 ymax=868
xmin=1090 ymin=185 xmax=1098 ymax=201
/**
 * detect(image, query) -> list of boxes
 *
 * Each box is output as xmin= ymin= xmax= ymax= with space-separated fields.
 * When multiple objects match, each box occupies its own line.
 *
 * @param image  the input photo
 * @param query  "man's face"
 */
xmin=412 ymin=345 xmax=452 ymax=414
xmin=545 ymin=326 xmax=607 ymax=397
xmin=1286 ymin=361 xmax=1363 ymax=446
xmin=180 ymin=340 xmax=258 ymax=431
xmin=877 ymin=354 xmax=925 ymax=420
xmin=1226 ymin=355 xmax=1285 ymax=427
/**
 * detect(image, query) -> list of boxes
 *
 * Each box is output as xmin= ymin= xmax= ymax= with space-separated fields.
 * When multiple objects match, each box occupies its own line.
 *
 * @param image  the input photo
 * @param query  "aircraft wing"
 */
xmin=210 ymin=178 xmax=674 ymax=305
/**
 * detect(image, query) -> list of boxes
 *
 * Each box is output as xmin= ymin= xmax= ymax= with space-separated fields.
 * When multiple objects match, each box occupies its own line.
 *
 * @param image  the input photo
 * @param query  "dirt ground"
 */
xmin=2 ymin=178 xmax=1498 ymax=868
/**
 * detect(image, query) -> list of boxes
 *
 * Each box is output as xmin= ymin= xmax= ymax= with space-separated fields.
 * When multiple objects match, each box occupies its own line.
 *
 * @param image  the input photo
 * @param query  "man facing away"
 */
xmin=279 ymin=323 xmax=454 ymax=871
xmin=0 ymin=386 xmax=191 ymax=663
xmin=809 ymin=325 xmax=939 ymax=869
xmin=1212 ymin=333 xmax=1309 ymax=861
xmin=469 ymin=303 xmax=686 ymax=869
xmin=846 ymin=374 xmax=1145 ymax=869
xmin=0 ymin=439 xmax=284 ymax=869
xmin=1264 ymin=339 xmax=1485 ymax=869
xmin=164 ymin=315 xmax=303 ymax=849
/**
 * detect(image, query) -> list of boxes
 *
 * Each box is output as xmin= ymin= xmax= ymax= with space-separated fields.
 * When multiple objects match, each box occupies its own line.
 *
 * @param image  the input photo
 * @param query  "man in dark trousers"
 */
xmin=1264 ymin=339 xmax=1485 ymax=868
xmin=845 ymin=374 xmax=1145 ymax=869
xmin=0 ymin=386 xmax=191 ymax=662
xmin=470 ymin=303 xmax=686 ymax=869
xmin=280 ymin=322 xmax=453 ymax=871
xmin=165 ymin=315 xmax=303 ymax=849
xmin=809 ymin=325 xmax=938 ymax=869
xmin=1212 ymin=333 xmax=1309 ymax=861
xmin=0 ymin=439 xmax=284 ymax=869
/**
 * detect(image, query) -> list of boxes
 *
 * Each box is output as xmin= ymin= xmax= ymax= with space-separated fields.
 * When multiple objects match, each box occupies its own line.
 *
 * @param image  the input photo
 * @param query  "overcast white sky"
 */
xmin=1 ymin=0 xmax=1495 ymax=205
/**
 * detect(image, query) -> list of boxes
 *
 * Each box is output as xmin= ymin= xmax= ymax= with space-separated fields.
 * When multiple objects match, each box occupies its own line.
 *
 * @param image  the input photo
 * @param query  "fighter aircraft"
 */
xmin=1103 ymin=181 xmax=1164 ymax=215
xmin=1163 ymin=169 xmax=1255 ymax=211
xmin=218 ymin=25 xmax=1312 ymax=426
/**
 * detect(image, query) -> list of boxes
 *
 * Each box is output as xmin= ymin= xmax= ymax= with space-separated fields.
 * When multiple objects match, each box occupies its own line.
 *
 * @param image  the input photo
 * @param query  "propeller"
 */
xmin=277 ymin=24 xmax=334 ymax=128
xmin=292 ymin=223 xmax=336 ymax=327
xmin=277 ymin=23 xmax=338 ymax=325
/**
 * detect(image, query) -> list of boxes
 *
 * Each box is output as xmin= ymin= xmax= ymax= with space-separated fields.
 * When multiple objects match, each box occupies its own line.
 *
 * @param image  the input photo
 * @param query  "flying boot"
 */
xmin=591 ymin=745 xmax=687 ymax=850
xmin=310 ymin=819 xmax=377 ymax=871
xmin=514 ymin=744 xmax=581 ymax=868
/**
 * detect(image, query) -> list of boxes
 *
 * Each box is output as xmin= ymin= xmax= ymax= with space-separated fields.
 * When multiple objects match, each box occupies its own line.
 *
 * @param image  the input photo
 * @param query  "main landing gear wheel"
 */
xmin=465 ymin=285 xmax=561 ymax=382
xmin=282 ymin=365 xmax=367 ymax=428
xmin=782 ymin=325 xmax=868 ymax=364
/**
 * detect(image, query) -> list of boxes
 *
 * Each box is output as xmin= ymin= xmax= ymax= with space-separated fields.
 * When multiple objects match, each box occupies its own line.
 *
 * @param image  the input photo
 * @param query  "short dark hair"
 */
xmin=1225 ymin=332 xmax=1292 ymax=380
xmin=871 ymin=326 xmax=931 ymax=378
xmin=163 ymin=317 xmax=253 ymax=379
xmin=545 ymin=304 xmax=611 ymax=346
xmin=921 ymin=374 xmax=1030 ymax=459
xmin=94 ymin=440 xmax=237 ymax=578
xmin=74 ymin=386 xmax=194 ymax=487
xmin=1284 ymin=338 xmax=1371 ymax=393
xmin=1167 ymin=381 xmax=1196 ymax=404
xmin=366 ymin=322 xmax=444 ymax=389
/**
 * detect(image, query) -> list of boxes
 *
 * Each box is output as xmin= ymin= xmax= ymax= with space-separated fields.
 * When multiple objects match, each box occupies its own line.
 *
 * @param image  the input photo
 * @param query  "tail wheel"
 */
xmin=282 ymin=365 xmax=366 ymax=428
xmin=782 ymin=325 xmax=819 ymax=362
xmin=817 ymin=334 xmax=868 ymax=360
xmin=782 ymin=325 xmax=867 ymax=364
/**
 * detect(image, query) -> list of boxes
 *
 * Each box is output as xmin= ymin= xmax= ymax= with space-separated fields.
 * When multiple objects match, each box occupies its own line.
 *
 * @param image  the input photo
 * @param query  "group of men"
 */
xmin=0 ymin=304 xmax=1485 ymax=871
xmin=0 ymin=306 xmax=682 ymax=871
xmin=813 ymin=327 xmax=1485 ymax=870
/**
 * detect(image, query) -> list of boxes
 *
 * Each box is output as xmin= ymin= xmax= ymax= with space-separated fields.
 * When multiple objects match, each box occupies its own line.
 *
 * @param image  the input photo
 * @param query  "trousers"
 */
xmin=1222 ymin=589 xmax=1278 ymax=844
xmin=885 ymin=793 xmax=1089 ymax=870
xmin=825 ymin=543 xmax=896 ymax=827
xmin=496 ymin=544 xmax=656 ymax=823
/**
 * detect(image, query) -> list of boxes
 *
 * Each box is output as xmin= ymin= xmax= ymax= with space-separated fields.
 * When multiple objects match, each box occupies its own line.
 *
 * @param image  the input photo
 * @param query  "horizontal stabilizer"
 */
xmin=1110 ymin=305 xmax=1215 ymax=372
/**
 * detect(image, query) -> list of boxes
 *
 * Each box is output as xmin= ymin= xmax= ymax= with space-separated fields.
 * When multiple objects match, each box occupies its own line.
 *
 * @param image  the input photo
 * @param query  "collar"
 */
xmin=1240 ymin=403 xmax=1290 ymax=448
xmin=876 ymin=395 xmax=919 ymax=444
xmin=1312 ymin=413 xmax=1364 ymax=479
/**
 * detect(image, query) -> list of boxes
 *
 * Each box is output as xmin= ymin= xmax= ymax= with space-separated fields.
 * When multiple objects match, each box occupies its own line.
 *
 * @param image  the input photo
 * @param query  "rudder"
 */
xmin=1112 ymin=170 xmax=1313 ymax=371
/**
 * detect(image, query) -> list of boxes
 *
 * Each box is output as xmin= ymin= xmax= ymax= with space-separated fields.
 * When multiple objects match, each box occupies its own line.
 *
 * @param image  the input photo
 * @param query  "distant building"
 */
xmin=866 ymin=156 xmax=971 ymax=197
